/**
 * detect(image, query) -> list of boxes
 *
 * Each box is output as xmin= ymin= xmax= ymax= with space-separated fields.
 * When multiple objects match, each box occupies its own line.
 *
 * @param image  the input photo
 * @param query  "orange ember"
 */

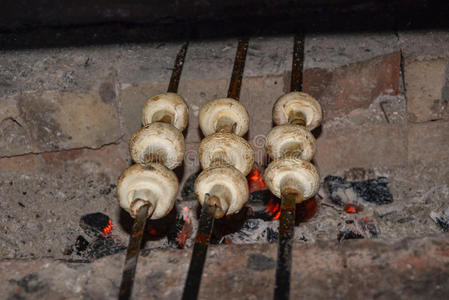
xmin=266 ymin=198 xmax=281 ymax=220
xmin=344 ymin=204 xmax=363 ymax=214
xmin=102 ymin=219 xmax=113 ymax=236
xmin=248 ymin=167 xmax=266 ymax=193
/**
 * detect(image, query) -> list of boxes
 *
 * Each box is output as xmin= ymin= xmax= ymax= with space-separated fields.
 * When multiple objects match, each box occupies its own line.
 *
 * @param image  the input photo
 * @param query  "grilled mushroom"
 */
xmin=141 ymin=92 xmax=189 ymax=131
xmin=272 ymin=92 xmax=322 ymax=130
xmin=199 ymin=133 xmax=254 ymax=176
xmin=199 ymin=98 xmax=249 ymax=136
xmin=117 ymin=163 xmax=178 ymax=219
xmin=194 ymin=165 xmax=249 ymax=218
xmin=129 ymin=122 xmax=185 ymax=169
xmin=266 ymin=124 xmax=316 ymax=161
xmin=263 ymin=158 xmax=320 ymax=202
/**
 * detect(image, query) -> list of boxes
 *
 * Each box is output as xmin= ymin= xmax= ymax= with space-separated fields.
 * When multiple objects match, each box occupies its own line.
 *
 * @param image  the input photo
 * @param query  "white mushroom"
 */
xmin=266 ymin=124 xmax=316 ymax=161
xmin=117 ymin=163 xmax=178 ymax=219
xmin=199 ymin=98 xmax=249 ymax=136
xmin=263 ymin=158 xmax=320 ymax=202
xmin=272 ymin=92 xmax=322 ymax=130
xmin=129 ymin=122 xmax=185 ymax=169
xmin=199 ymin=133 xmax=254 ymax=176
xmin=141 ymin=93 xmax=189 ymax=131
xmin=194 ymin=165 xmax=249 ymax=218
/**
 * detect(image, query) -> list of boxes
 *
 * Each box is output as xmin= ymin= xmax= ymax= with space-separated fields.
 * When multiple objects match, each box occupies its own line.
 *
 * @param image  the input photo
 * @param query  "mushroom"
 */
xmin=117 ymin=163 xmax=178 ymax=219
xmin=266 ymin=124 xmax=316 ymax=161
xmin=129 ymin=122 xmax=185 ymax=169
xmin=199 ymin=98 xmax=249 ymax=136
xmin=141 ymin=93 xmax=189 ymax=131
xmin=272 ymin=92 xmax=322 ymax=131
xmin=194 ymin=165 xmax=249 ymax=218
xmin=199 ymin=133 xmax=254 ymax=176
xmin=263 ymin=158 xmax=320 ymax=202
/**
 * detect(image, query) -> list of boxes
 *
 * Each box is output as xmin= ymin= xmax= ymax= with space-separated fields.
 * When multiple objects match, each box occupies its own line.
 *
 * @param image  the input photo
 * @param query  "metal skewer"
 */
xmin=274 ymin=34 xmax=305 ymax=300
xmin=118 ymin=41 xmax=189 ymax=300
xmin=119 ymin=204 xmax=151 ymax=300
xmin=182 ymin=38 xmax=249 ymax=300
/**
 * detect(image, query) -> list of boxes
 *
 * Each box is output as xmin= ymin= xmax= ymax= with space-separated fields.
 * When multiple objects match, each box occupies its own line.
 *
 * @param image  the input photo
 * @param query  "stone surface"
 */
xmin=404 ymin=58 xmax=449 ymax=122
xmin=1 ymin=236 xmax=448 ymax=299
xmin=399 ymin=31 xmax=449 ymax=61
xmin=305 ymin=32 xmax=399 ymax=69
xmin=315 ymin=124 xmax=407 ymax=176
xmin=0 ymin=91 xmax=121 ymax=156
xmin=303 ymin=52 xmax=401 ymax=121
xmin=408 ymin=120 xmax=449 ymax=165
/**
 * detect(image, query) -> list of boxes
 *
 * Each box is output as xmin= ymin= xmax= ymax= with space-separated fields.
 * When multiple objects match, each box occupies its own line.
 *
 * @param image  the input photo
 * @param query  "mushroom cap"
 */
xmin=194 ymin=165 xmax=249 ymax=218
xmin=199 ymin=133 xmax=254 ymax=176
xmin=266 ymin=124 xmax=316 ymax=161
xmin=129 ymin=122 xmax=185 ymax=169
xmin=117 ymin=163 xmax=178 ymax=219
xmin=199 ymin=98 xmax=249 ymax=136
xmin=142 ymin=93 xmax=189 ymax=131
xmin=264 ymin=158 xmax=320 ymax=201
xmin=273 ymin=92 xmax=322 ymax=130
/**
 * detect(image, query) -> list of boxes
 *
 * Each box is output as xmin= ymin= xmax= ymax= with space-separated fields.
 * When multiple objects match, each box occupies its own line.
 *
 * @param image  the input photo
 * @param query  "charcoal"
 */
xmin=324 ymin=175 xmax=393 ymax=206
xmin=181 ymin=170 xmax=200 ymax=198
xmin=430 ymin=209 xmax=449 ymax=232
xmin=337 ymin=230 xmax=364 ymax=242
xmin=74 ymin=235 xmax=89 ymax=254
xmin=88 ymin=236 xmax=125 ymax=259
xmin=79 ymin=212 xmax=112 ymax=238
xmin=352 ymin=177 xmax=393 ymax=205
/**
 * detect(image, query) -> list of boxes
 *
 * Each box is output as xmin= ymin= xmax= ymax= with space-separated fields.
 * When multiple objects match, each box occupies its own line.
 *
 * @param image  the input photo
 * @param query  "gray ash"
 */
xmin=324 ymin=175 xmax=393 ymax=206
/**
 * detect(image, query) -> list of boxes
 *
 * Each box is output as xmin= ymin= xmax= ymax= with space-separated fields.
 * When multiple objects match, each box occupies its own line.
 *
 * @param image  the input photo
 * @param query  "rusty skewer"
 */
xmin=119 ymin=204 xmax=151 ymax=300
xmin=274 ymin=34 xmax=306 ymax=300
xmin=118 ymin=41 xmax=189 ymax=300
xmin=182 ymin=38 xmax=249 ymax=300
xmin=182 ymin=195 xmax=217 ymax=300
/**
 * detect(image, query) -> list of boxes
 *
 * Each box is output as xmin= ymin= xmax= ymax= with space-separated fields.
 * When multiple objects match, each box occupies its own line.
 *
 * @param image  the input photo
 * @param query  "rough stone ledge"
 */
xmin=1 ymin=235 xmax=448 ymax=299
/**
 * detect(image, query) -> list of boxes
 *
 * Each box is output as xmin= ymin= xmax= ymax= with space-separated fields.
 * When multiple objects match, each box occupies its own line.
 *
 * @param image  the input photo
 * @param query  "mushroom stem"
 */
xmin=280 ymin=176 xmax=304 ymax=203
xmin=216 ymin=116 xmax=237 ymax=134
xmin=151 ymin=110 xmax=174 ymax=125
xmin=210 ymin=150 xmax=229 ymax=167
xmin=130 ymin=190 xmax=156 ymax=218
xmin=281 ymin=142 xmax=304 ymax=159
xmin=288 ymin=110 xmax=307 ymax=126
xmin=207 ymin=185 xmax=231 ymax=218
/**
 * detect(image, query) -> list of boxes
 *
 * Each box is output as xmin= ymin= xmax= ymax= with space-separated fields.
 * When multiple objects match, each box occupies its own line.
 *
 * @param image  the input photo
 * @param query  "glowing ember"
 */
xmin=176 ymin=206 xmax=193 ymax=248
xmin=266 ymin=198 xmax=281 ymax=220
xmin=344 ymin=204 xmax=363 ymax=213
xmin=248 ymin=166 xmax=266 ymax=193
xmin=102 ymin=219 xmax=113 ymax=236
xmin=149 ymin=228 xmax=157 ymax=236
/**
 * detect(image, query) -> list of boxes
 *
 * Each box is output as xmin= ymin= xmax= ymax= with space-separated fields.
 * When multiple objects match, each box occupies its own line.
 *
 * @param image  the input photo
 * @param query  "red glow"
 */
xmin=149 ymin=228 xmax=157 ymax=236
xmin=102 ymin=219 xmax=113 ymax=236
xmin=266 ymin=198 xmax=281 ymax=220
xmin=176 ymin=206 xmax=193 ymax=248
xmin=248 ymin=167 xmax=266 ymax=193
xmin=296 ymin=198 xmax=318 ymax=223
xmin=344 ymin=204 xmax=363 ymax=214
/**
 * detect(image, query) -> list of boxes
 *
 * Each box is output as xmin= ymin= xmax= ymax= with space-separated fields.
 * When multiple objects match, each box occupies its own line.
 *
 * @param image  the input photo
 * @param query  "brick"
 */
xmin=303 ymin=52 xmax=401 ymax=122
xmin=120 ymin=82 xmax=168 ymax=141
xmin=0 ymin=91 xmax=121 ymax=156
xmin=0 ymin=154 xmax=40 ymax=173
xmin=408 ymin=120 xmax=449 ymax=165
xmin=315 ymin=124 xmax=407 ymax=176
xmin=178 ymin=78 xmax=229 ymax=143
xmin=41 ymin=144 xmax=128 ymax=180
xmin=404 ymin=58 xmax=449 ymax=122
xmin=240 ymin=76 xmax=285 ymax=141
